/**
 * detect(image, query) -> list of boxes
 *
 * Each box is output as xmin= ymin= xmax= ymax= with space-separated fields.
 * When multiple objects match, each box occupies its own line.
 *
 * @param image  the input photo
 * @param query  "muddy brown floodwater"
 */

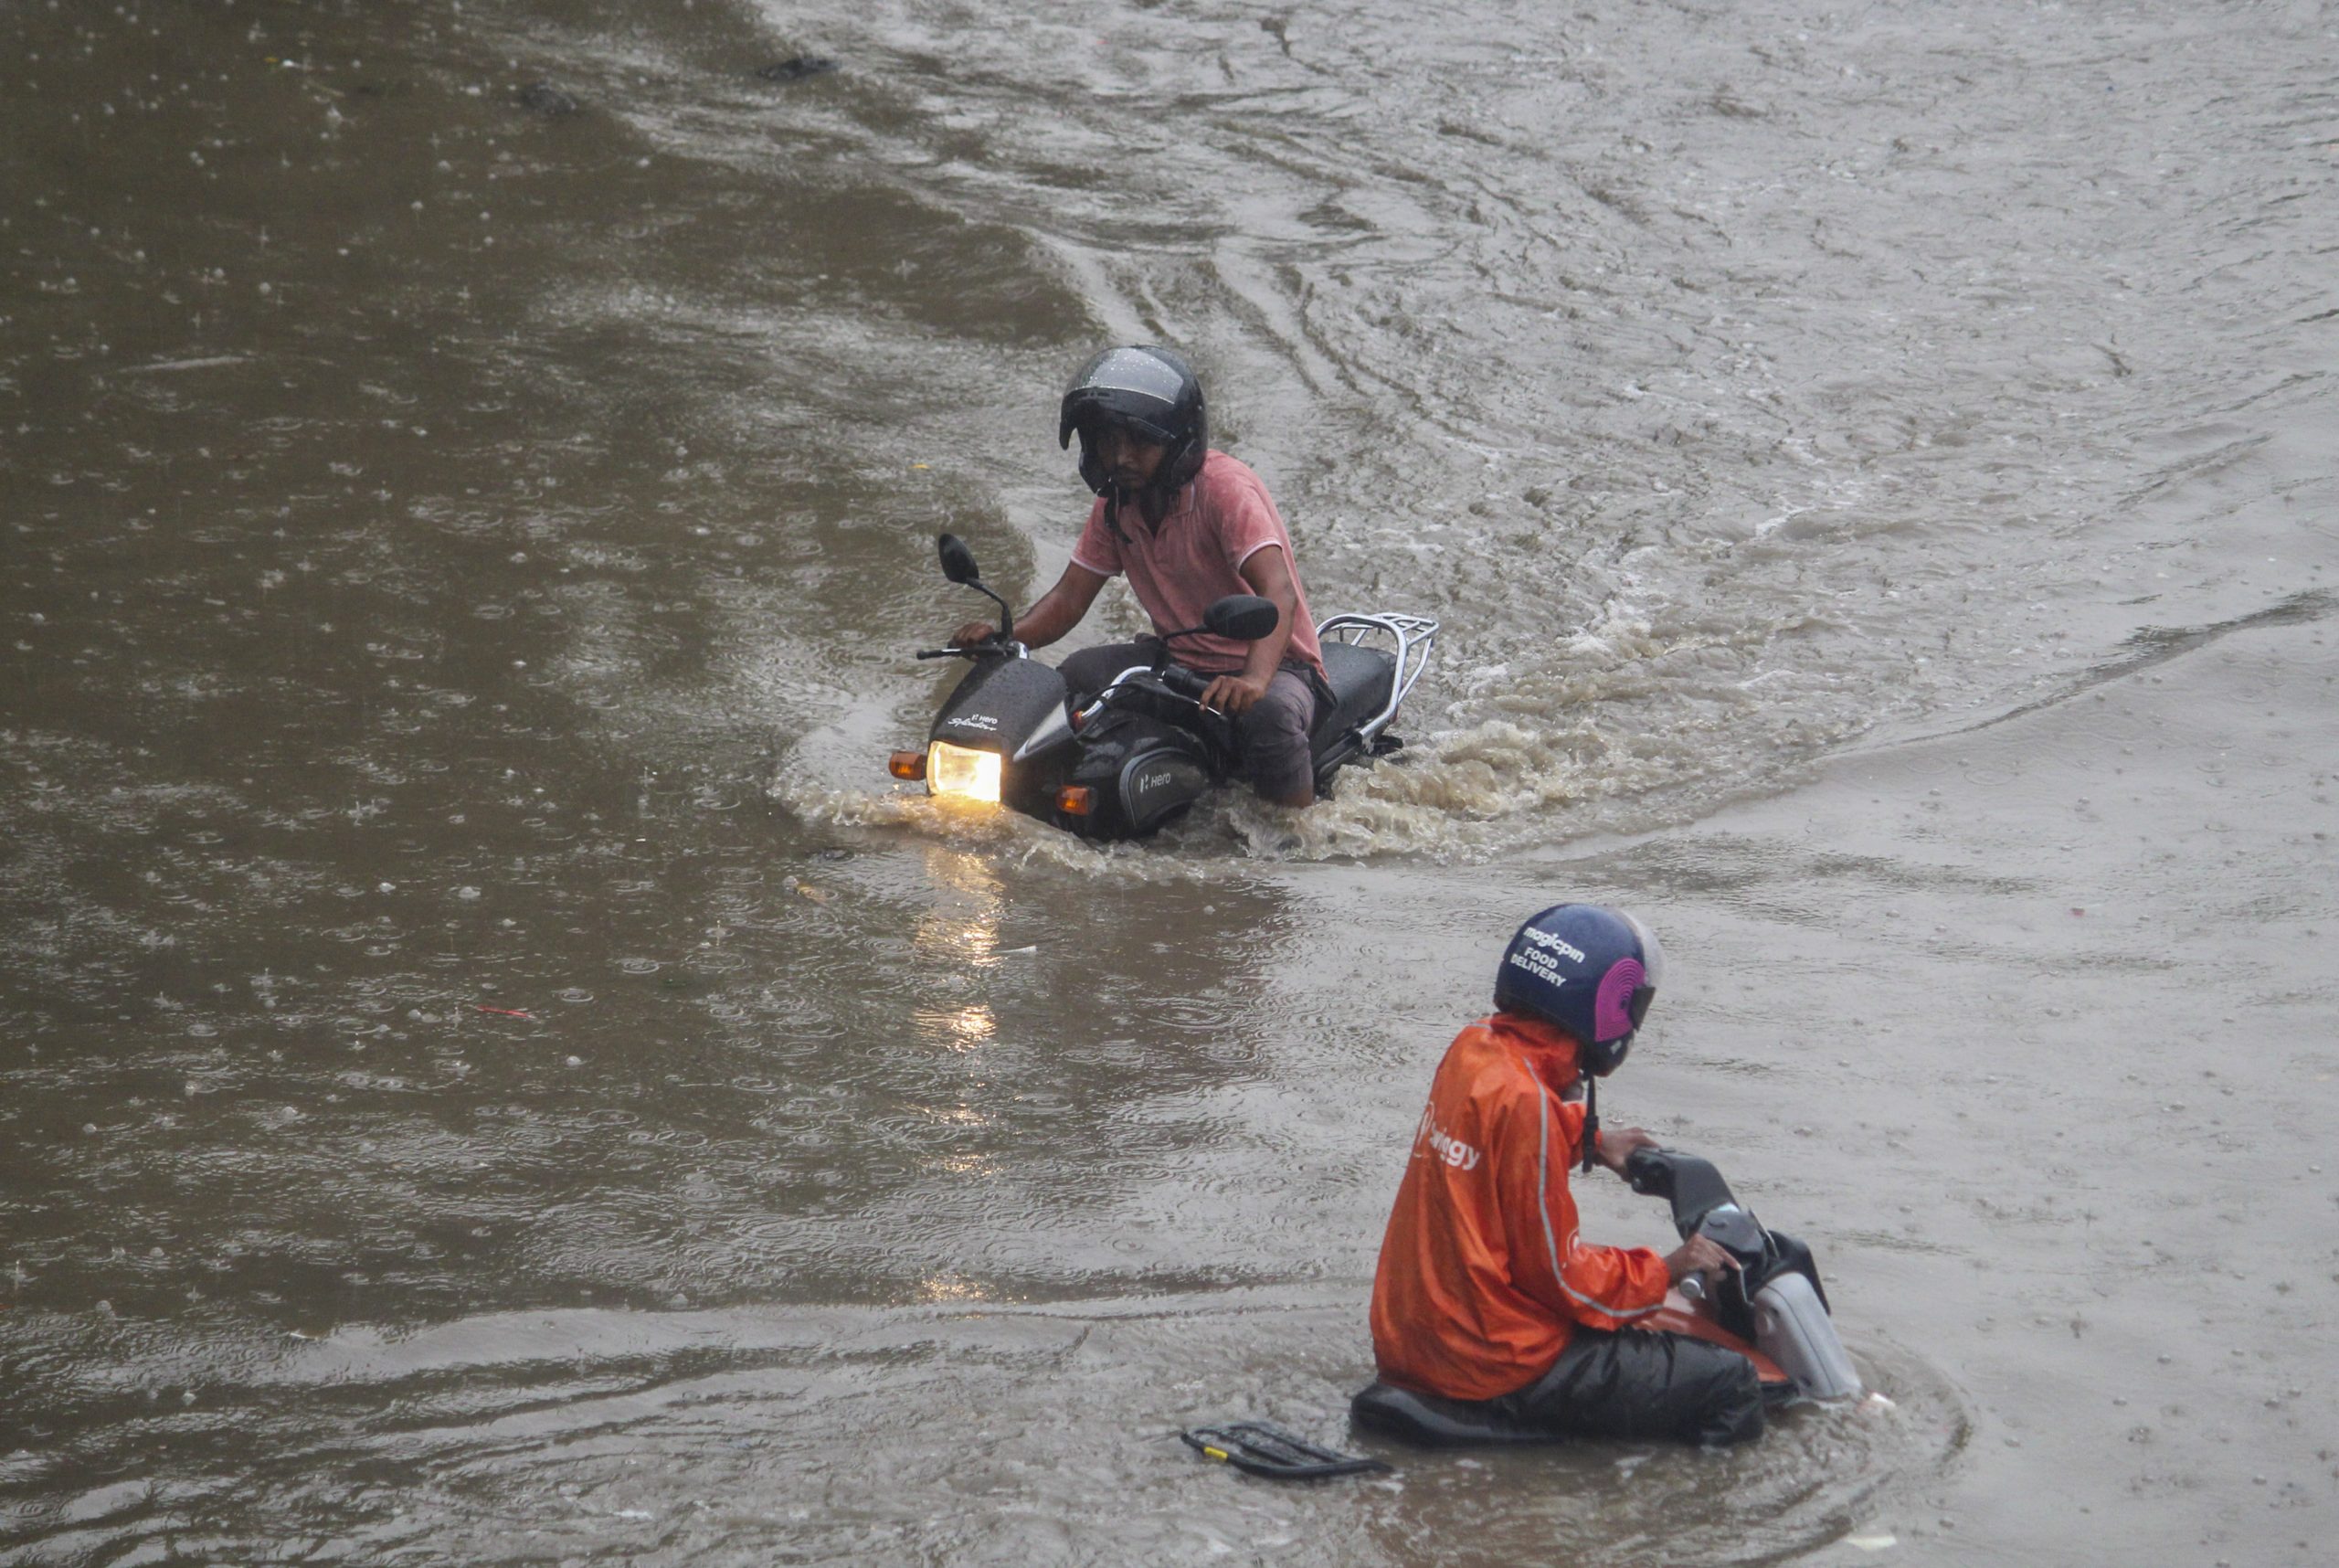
xmin=3 ymin=0 xmax=2334 ymax=1563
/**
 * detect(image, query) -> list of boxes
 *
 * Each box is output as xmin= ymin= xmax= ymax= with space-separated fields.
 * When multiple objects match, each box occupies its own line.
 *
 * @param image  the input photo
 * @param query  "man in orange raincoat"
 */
xmin=1368 ymin=904 xmax=1765 ymax=1446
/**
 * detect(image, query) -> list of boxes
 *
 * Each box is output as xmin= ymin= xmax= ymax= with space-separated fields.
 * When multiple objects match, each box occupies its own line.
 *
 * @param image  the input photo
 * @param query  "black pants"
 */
xmin=1491 ymin=1328 xmax=1765 ymax=1446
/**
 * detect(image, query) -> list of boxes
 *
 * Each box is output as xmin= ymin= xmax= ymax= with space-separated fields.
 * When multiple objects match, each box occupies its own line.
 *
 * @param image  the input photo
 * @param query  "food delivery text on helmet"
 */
xmin=1508 ymin=927 xmax=1587 ymax=990
xmin=1519 ymin=927 xmax=1587 ymax=963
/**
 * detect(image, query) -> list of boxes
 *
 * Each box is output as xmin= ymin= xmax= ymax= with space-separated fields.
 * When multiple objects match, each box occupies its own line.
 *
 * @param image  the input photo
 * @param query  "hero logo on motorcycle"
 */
xmin=944 ymin=714 xmax=1000 ymax=732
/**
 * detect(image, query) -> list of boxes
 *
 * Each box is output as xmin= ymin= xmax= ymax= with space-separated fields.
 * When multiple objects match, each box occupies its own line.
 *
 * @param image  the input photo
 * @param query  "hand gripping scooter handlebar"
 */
xmin=1625 ymin=1147 xmax=1863 ymax=1403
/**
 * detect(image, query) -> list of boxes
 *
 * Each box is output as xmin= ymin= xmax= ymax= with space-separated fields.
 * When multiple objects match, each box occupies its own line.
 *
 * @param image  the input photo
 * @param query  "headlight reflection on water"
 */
xmin=912 ymin=1003 xmax=996 ymax=1054
xmin=913 ymin=849 xmax=1002 ymax=961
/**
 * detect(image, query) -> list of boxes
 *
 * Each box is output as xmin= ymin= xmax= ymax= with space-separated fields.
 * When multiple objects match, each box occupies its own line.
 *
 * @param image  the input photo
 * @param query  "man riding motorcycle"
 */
xmin=1368 ymin=904 xmax=1767 ymax=1446
xmin=948 ymin=345 xmax=1330 ymax=807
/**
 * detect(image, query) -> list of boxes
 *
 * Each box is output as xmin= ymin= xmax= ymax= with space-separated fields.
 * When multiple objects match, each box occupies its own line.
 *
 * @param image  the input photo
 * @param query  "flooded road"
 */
xmin=3 ymin=0 xmax=2334 ymax=1563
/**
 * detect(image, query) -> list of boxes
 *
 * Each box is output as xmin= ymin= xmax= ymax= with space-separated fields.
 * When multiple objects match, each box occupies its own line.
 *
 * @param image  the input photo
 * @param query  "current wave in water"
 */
xmin=1 ymin=1296 xmax=1963 ymax=1568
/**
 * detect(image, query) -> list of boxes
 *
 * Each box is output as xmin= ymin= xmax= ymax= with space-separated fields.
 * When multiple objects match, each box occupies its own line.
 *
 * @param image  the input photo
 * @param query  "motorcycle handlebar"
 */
xmin=1158 ymin=666 xmax=1211 ymax=699
xmin=915 ymin=640 xmax=1016 ymax=661
xmin=1623 ymin=1146 xmax=1674 ymax=1197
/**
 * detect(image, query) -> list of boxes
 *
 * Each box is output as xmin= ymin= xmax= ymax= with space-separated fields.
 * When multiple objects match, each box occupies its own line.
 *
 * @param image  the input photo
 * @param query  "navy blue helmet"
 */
xmin=1494 ymin=904 xmax=1666 ymax=1076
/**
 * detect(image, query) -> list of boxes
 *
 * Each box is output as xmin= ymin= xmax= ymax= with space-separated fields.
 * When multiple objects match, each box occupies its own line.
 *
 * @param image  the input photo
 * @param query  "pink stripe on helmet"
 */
xmin=1593 ymin=958 xmax=1646 ymax=1044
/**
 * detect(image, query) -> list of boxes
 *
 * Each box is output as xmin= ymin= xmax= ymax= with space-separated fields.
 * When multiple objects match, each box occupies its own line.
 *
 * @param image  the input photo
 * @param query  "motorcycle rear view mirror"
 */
xmin=1202 ymin=594 xmax=1280 ymax=642
xmin=937 ymin=533 xmax=1015 ymax=642
xmin=937 ymin=533 xmax=983 ymax=585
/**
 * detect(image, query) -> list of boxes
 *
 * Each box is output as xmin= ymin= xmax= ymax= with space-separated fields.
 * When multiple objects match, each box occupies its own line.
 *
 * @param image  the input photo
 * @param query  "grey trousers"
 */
xmin=1055 ymin=640 xmax=1320 ymax=802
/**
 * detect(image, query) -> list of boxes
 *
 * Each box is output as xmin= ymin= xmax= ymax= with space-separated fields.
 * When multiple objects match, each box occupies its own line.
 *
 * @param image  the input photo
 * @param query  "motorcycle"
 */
xmin=1349 ymin=1146 xmax=1862 ymax=1445
xmin=887 ymin=534 xmax=1438 ymax=840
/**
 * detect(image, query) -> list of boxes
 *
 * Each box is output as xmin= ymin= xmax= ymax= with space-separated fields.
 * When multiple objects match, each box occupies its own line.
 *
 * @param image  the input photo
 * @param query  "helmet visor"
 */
xmin=1079 ymin=347 xmax=1188 ymax=407
xmin=1619 ymin=910 xmax=1664 ymax=1026
xmin=1070 ymin=401 xmax=1175 ymax=448
xmin=1061 ymin=347 xmax=1190 ymax=450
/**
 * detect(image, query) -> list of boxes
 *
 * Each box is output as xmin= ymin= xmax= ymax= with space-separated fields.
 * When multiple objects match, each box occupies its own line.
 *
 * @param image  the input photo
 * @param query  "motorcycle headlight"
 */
xmin=926 ymin=741 xmax=1001 ymax=804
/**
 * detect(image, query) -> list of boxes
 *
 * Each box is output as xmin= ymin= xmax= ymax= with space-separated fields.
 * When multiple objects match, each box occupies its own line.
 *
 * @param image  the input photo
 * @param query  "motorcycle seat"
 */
xmin=1313 ymin=641 xmax=1396 ymax=741
xmin=1349 ymin=1381 xmax=1559 ymax=1447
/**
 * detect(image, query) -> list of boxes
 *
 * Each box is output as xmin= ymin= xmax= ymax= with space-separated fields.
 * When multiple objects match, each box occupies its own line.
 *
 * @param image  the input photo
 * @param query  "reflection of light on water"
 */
xmin=923 ymin=845 xmax=1002 ymax=904
xmin=913 ymin=847 xmax=1003 ymax=961
xmin=921 ymin=1103 xmax=989 ymax=1128
xmin=771 ymin=781 xmax=1212 ymax=883
xmin=917 ymin=1273 xmax=989 ymax=1303
xmin=912 ymin=1004 xmax=994 ymax=1053
xmin=940 ymin=920 xmax=998 ymax=959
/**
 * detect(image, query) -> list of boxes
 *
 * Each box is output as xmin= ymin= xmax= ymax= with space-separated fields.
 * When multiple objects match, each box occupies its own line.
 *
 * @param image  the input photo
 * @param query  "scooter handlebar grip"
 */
xmin=1623 ymin=1147 xmax=1674 ymax=1197
xmin=1159 ymin=666 xmax=1210 ymax=699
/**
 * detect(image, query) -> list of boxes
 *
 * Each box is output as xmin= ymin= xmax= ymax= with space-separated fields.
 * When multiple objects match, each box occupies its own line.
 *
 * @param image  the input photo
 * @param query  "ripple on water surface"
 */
xmin=0 ymin=1296 xmax=1964 ymax=1567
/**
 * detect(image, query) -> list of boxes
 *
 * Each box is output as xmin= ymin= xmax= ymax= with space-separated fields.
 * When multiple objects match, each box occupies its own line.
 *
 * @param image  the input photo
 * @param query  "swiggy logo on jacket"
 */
xmin=1412 ymin=1103 xmax=1483 ymax=1171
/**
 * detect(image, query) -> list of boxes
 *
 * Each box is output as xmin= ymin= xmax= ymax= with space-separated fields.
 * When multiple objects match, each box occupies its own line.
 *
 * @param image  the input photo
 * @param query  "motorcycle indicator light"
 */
xmin=888 ymin=750 xmax=927 ymax=781
xmin=1054 ymin=785 xmax=1094 ymax=817
xmin=927 ymin=741 xmax=1001 ymax=803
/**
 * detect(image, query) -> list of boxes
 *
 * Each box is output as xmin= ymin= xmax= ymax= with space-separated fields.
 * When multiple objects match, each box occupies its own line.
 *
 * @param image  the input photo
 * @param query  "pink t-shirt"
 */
xmin=1070 ymin=450 xmax=1325 ymax=678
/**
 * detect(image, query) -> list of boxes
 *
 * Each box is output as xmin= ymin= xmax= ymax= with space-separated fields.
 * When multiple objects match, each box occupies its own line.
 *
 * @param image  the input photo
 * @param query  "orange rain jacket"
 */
xmin=1370 ymin=1012 xmax=1671 ymax=1402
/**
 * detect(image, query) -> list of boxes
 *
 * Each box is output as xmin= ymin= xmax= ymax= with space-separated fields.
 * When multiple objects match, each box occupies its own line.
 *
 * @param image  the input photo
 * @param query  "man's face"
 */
xmin=1095 ymin=421 xmax=1169 ymax=490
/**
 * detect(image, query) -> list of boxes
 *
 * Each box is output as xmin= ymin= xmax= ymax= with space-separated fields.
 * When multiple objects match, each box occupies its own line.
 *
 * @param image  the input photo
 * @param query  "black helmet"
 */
xmin=1058 ymin=345 xmax=1208 ymax=499
xmin=1493 ymin=904 xmax=1666 ymax=1077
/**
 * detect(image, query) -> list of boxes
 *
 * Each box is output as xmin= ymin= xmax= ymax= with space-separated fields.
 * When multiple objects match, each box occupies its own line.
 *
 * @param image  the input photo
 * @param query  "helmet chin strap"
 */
xmin=1105 ymin=479 xmax=1173 ymax=539
xmin=1581 ymin=1074 xmax=1599 ymax=1175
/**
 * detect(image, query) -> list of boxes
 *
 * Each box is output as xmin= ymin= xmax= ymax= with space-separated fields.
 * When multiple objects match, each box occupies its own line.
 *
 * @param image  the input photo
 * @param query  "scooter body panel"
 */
xmin=927 ymin=656 xmax=1068 ymax=758
xmin=1058 ymin=706 xmax=1215 ymax=838
xmin=1643 ymin=1299 xmax=1792 ymax=1390
xmin=1118 ymin=745 xmax=1212 ymax=835
xmin=1750 ymin=1273 xmax=1861 ymax=1402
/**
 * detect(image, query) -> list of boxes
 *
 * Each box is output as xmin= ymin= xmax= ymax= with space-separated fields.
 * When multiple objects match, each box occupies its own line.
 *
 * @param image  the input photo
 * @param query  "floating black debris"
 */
xmin=755 ymin=57 xmax=838 ymax=83
xmin=1180 ymin=1423 xmax=1390 ymax=1481
xmin=516 ymin=80 xmax=580 ymax=116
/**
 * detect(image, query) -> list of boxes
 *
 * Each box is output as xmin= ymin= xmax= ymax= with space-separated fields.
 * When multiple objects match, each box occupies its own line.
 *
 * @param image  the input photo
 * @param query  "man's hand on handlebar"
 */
xmin=1593 ymin=1126 xmax=1660 ymax=1177
xmin=1663 ymin=1234 xmax=1740 ymax=1287
xmin=1197 ymin=673 xmax=1267 ymax=715
xmin=949 ymin=620 xmax=1001 ymax=649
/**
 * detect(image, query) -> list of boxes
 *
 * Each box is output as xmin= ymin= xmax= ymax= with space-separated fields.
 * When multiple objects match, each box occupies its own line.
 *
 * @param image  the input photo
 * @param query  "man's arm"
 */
xmin=1592 ymin=1125 xmax=1660 ymax=1174
xmin=1593 ymin=1125 xmax=1744 ymax=1287
xmin=1498 ymin=1096 xmax=1671 ymax=1330
xmin=1196 ymin=545 xmax=1300 ymax=715
xmin=951 ymin=561 xmax=1109 ymax=651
